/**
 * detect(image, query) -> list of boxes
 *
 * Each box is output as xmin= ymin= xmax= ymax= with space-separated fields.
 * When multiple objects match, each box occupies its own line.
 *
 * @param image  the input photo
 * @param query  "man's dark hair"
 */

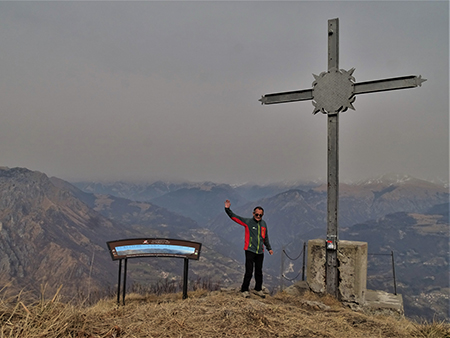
xmin=253 ymin=206 xmax=264 ymax=213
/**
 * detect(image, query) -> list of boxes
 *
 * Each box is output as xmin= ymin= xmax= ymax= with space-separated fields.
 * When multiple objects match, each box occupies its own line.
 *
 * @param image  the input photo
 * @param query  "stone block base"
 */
xmin=307 ymin=239 xmax=368 ymax=304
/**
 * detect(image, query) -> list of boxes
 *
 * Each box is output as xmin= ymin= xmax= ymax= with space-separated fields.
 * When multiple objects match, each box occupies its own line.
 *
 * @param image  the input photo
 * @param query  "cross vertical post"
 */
xmin=258 ymin=17 xmax=425 ymax=299
xmin=326 ymin=18 xmax=339 ymax=297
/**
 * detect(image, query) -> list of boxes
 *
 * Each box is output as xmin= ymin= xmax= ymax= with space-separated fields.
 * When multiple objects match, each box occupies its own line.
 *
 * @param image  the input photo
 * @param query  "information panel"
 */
xmin=107 ymin=238 xmax=201 ymax=261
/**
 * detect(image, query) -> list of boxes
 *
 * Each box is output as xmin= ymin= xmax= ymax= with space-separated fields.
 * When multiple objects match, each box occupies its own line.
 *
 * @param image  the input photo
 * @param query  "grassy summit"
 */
xmin=1 ymin=288 xmax=448 ymax=338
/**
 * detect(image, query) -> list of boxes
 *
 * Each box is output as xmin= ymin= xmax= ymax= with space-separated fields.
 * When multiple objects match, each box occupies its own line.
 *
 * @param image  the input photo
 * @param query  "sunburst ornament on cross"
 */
xmin=312 ymin=67 xmax=356 ymax=115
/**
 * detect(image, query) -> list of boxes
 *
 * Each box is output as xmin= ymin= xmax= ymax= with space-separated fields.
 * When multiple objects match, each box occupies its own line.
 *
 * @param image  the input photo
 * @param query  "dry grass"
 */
xmin=1 ymin=287 xmax=449 ymax=338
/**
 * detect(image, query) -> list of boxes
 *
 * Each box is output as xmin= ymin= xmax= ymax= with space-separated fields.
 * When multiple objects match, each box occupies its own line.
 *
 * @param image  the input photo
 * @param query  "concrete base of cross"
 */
xmin=302 ymin=239 xmax=404 ymax=316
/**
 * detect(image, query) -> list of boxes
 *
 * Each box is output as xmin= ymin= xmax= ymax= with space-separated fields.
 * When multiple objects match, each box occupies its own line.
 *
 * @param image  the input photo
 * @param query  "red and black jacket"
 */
xmin=225 ymin=207 xmax=272 ymax=254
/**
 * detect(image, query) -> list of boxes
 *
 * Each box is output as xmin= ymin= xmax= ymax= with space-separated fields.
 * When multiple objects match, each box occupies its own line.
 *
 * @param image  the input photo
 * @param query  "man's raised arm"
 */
xmin=225 ymin=199 xmax=231 ymax=209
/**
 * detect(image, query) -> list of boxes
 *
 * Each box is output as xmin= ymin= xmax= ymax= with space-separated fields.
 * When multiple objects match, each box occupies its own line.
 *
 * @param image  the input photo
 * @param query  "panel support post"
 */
xmin=122 ymin=258 xmax=128 ymax=306
xmin=117 ymin=259 xmax=122 ymax=306
xmin=183 ymin=258 xmax=189 ymax=299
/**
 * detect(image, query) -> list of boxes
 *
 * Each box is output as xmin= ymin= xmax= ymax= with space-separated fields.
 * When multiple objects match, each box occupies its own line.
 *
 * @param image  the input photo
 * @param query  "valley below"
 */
xmin=0 ymin=167 xmax=448 ymax=322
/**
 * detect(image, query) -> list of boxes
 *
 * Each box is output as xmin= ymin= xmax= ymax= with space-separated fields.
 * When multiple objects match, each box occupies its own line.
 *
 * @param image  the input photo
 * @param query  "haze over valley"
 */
xmin=1 ymin=166 xmax=448 ymax=321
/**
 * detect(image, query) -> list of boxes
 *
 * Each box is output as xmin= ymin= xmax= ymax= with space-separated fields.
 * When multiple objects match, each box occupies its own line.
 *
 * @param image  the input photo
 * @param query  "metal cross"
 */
xmin=259 ymin=18 xmax=425 ymax=298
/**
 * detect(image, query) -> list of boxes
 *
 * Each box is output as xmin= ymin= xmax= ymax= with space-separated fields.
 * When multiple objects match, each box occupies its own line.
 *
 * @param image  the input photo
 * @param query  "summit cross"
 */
xmin=259 ymin=18 xmax=425 ymax=297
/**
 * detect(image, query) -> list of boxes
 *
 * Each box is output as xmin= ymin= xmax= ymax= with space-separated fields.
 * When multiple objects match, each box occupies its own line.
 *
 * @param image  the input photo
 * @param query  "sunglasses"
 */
xmin=254 ymin=213 xmax=263 ymax=217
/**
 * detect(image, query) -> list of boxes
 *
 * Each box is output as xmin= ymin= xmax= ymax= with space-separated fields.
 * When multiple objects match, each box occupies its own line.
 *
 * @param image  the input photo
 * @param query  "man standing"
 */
xmin=224 ymin=199 xmax=273 ymax=298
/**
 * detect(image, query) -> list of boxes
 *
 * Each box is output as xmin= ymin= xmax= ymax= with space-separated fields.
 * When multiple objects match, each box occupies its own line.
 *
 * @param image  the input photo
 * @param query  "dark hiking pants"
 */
xmin=241 ymin=250 xmax=264 ymax=292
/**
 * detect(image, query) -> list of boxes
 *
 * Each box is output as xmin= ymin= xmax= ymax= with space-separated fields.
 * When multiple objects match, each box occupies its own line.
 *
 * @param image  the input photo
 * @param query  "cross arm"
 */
xmin=259 ymin=88 xmax=313 ymax=105
xmin=353 ymin=75 xmax=426 ymax=95
xmin=258 ymin=74 xmax=426 ymax=106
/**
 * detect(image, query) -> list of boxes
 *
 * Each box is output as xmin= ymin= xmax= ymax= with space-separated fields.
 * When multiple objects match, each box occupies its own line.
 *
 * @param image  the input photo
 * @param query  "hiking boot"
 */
xmin=252 ymin=289 xmax=266 ymax=298
xmin=241 ymin=291 xmax=250 ymax=298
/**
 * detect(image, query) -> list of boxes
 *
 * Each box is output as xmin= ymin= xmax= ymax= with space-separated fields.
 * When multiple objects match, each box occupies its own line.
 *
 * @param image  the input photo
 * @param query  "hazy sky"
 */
xmin=1 ymin=1 xmax=448 ymax=185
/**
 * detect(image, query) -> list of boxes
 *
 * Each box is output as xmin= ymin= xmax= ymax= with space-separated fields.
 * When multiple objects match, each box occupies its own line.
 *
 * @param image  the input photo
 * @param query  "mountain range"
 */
xmin=0 ymin=167 xmax=448 ymax=321
xmin=0 ymin=167 xmax=243 ymax=299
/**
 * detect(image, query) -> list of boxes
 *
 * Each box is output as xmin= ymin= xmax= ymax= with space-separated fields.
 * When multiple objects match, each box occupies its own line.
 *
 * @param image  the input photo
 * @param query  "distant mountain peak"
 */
xmin=358 ymin=173 xmax=423 ymax=186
